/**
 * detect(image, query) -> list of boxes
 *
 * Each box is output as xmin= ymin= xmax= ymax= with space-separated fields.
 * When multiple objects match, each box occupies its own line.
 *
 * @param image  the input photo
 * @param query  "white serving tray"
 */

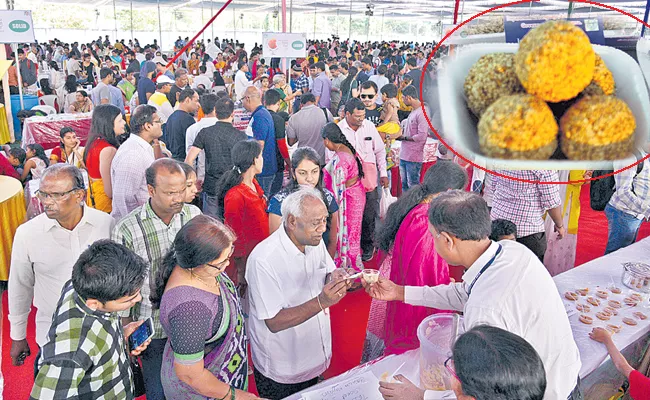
xmin=437 ymin=43 xmax=650 ymax=170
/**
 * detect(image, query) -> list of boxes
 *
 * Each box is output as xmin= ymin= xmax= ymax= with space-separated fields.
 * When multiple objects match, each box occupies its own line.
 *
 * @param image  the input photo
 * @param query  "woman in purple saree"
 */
xmin=364 ymin=161 xmax=468 ymax=360
xmin=151 ymin=215 xmax=258 ymax=400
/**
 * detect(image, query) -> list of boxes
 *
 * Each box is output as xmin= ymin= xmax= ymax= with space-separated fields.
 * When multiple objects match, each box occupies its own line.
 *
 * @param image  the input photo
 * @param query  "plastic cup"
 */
xmin=362 ymin=269 xmax=379 ymax=284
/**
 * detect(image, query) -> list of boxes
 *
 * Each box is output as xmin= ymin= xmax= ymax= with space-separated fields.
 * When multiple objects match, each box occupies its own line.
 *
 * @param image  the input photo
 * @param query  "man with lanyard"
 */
xmin=363 ymin=190 xmax=582 ymax=400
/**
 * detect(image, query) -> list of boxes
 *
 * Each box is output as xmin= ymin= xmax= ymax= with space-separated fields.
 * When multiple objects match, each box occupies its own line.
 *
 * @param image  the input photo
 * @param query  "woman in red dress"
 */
xmin=216 ymin=139 xmax=269 ymax=294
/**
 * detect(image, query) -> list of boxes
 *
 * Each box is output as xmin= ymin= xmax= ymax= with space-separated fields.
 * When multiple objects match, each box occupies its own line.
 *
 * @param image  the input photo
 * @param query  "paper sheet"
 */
xmin=301 ymin=371 xmax=383 ymax=400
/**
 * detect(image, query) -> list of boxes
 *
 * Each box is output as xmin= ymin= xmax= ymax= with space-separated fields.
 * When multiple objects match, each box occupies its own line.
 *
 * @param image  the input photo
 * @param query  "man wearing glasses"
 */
xmin=112 ymin=158 xmax=201 ymax=400
xmin=110 ymin=104 xmax=164 ymax=221
xmin=359 ymin=81 xmax=383 ymax=127
xmin=9 ymin=164 xmax=114 ymax=376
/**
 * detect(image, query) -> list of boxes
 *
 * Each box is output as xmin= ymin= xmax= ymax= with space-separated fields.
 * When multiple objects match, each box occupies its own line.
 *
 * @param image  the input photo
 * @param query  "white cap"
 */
xmin=156 ymin=75 xmax=174 ymax=84
xmin=152 ymin=56 xmax=166 ymax=64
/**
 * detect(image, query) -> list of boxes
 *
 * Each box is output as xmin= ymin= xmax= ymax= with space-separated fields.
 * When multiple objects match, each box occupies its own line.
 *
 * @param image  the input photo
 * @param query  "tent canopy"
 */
xmin=39 ymin=0 xmax=650 ymax=20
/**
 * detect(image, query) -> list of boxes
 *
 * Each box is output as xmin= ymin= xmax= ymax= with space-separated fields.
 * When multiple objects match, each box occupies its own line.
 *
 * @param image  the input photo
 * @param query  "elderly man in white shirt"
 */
xmin=111 ymin=104 xmax=163 ymax=220
xmin=8 ymin=165 xmax=114 ymax=372
xmin=246 ymin=188 xmax=352 ymax=399
xmin=365 ymin=190 xmax=582 ymax=400
xmin=338 ymin=97 xmax=389 ymax=261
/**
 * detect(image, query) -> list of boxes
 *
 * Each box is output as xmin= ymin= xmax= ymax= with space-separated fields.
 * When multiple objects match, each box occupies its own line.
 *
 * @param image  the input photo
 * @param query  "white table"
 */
xmin=288 ymin=238 xmax=650 ymax=400
xmin=554 ymin=237 xmax=650 ymax=378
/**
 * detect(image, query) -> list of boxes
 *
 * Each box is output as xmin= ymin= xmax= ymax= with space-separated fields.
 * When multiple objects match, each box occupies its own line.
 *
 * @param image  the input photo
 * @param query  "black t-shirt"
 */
xmin=165 ymin=110 xmax=196 ymax=161
xmin=82 ymin=64 xmax=95 ymax=86
xmin=167 ymin=84 xmax=188 ymax=107
xmin=407 ymin=68 xmax=422 ymax=94
xmin=192 ymin=121 xmax=248 ymax=196
xmin=270 ymin=110 xmax=289 ymax=172
xmin=365 ymin=106 xmax=383 ymax=127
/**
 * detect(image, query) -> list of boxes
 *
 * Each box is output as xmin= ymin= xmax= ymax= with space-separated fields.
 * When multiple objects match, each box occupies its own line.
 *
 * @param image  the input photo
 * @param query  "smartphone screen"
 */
xmin=128 ymin=319 xmax=154 ymax=349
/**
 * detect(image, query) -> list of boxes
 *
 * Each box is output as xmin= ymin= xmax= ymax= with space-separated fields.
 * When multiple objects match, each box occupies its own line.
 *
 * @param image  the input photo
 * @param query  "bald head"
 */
xmin=243 ymin=86 xmax=262 ymax=112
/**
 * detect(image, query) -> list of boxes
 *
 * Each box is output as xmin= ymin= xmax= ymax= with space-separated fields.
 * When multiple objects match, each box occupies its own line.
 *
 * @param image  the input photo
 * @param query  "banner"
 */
xmin=262 ymin=32 xmax=307 ymax=59
xmin=504 ymin=16 xmax=605 ymax=45
xmin=0 ymin=10 xmax=35 ymax=43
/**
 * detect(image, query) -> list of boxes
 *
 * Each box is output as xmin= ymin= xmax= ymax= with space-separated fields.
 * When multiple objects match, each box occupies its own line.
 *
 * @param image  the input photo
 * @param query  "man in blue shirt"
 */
xmin=243 ymin=86 xmax=277 ymax=196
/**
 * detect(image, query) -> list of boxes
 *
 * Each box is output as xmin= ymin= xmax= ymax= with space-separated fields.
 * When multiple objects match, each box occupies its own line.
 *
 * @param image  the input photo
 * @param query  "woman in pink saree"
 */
xmin=322 ymin=122 xmax=366 ymax=269
xmin=363 ymin=161 xmax=469 ymax=360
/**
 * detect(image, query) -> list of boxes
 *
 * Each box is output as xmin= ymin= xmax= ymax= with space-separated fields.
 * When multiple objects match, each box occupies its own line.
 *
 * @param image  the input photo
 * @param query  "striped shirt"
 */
xmin=31 ymin=281 xmax=133 ymax=400
xmin=489 ymin=170 xmax=562 ymax=238
xmin=110 ymin=134 xmax=155 ymax=221
xmin=111 ymin=201 xmax=201 ymax=338
xmin=610 ymin=151 xmax=650 ymax=219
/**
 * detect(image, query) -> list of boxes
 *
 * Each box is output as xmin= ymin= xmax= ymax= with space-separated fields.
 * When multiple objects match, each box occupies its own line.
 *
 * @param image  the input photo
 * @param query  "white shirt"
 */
xmin=8 ymin=207 xmax=114 ymax=347
xmin=185 ymin=116 xmax=219 ymax=181
xmin=369 ymin=75 xmax=389 ymax=105
xmin=338 ymin=118 xmax=388 ymax=178
xmin=234 ymin=70 xmax=250 ymax=100
xmin=246 ymin=226 xmax=336 ymax=384
xmin=66 ymin=58 xmax=80 ymax=77
xmin=405 ymin=241 xmax=581 ymax=400
xmin=110 ymin=134 xmax=156 ymax=221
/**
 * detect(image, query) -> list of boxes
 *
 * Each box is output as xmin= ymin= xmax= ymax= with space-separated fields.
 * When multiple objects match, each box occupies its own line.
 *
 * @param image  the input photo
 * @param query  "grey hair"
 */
xmin=41 ymin=164 xmax=86 ymax=191
xmin=272 ymin=74 xmax=285 ymax=85
xmin=281 ymin=187 xmax=325 ymax=223
xmin=428 ymin=190 xmax=492 ymax=241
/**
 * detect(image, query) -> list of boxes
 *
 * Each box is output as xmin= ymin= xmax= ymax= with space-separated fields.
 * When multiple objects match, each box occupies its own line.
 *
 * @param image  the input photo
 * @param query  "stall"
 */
xmin=21 ymin=113 xmax=92 ymax=151
xmin=288 ymin=237 xmax=650 ymax=400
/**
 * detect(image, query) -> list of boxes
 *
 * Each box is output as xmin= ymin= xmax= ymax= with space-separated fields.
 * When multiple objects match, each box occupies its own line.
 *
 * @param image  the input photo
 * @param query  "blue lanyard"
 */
xmin=467 ymin=244 xmax=502 ymax=297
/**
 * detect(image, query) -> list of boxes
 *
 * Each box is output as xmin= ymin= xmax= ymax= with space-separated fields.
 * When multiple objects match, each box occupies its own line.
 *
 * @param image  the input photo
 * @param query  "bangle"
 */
xmin=216 ymin=386 xmax=231 ymax=400
xmin=317 ymin=293 xmax=325 ymax=311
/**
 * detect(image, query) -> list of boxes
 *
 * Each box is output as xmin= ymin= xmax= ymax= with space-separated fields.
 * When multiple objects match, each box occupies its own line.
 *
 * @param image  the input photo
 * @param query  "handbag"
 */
xmin=130 ymin=357 xmax=146 ymax=397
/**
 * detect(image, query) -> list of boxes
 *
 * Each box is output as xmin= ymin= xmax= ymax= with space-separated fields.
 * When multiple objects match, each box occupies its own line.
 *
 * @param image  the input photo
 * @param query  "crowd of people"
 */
xmin=2 ymin=33 xmax=650 ymax=400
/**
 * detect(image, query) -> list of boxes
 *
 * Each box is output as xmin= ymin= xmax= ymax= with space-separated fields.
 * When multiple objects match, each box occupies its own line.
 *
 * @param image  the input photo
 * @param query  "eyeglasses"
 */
xmin=151 ymin=119 xmax=163 ymax=125
xmin=444 ymin=356 xmax=459 ymax=381
xmin=360 ymin=94 xmax=375 ymax=99
xmin=36 ymin=188 xmax=80 ymax=202
xmin=205 ymin=246 xmax=235 ymax=271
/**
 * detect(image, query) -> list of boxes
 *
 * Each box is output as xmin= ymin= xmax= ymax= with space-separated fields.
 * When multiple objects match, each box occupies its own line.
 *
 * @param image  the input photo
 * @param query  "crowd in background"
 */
xmin=2 ymin=33 xmax=650 ymax=400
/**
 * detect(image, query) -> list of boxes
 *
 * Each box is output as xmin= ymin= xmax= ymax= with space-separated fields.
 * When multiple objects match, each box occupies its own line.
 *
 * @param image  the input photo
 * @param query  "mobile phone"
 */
xmin=128 ymin=318 xmax=154 ymax=349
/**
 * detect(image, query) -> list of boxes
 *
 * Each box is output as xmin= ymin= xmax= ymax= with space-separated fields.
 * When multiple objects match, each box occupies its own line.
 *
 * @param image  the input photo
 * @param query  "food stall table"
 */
xmin=22 ymin=113 xmax=92 ymax=151
xmin=0 ymin=176 xmax=26 ymax=281
xmin=289 ymin=237 xmax=650 ymax=400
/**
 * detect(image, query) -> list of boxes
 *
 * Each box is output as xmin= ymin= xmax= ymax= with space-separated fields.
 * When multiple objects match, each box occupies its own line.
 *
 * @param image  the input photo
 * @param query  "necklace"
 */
xmin=191 ymin=270 xmax=219 ymax=288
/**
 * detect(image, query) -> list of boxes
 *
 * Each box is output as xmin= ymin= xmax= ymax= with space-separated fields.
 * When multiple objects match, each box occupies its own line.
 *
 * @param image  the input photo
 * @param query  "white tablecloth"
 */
xmin=288 ymin=238 xmax=650 ymax=399
xmin=554 ymin=237 xmax=650 ymax=378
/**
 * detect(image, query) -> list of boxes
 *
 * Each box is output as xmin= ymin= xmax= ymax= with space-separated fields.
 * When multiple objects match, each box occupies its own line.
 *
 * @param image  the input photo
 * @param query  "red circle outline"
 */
xmin=420 ymin=0 xmax=650 ymax=185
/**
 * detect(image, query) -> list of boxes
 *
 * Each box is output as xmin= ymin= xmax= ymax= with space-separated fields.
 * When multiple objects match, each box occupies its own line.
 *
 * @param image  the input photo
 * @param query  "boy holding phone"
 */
xmin=31 ymin=240 xmax=151 ymax=400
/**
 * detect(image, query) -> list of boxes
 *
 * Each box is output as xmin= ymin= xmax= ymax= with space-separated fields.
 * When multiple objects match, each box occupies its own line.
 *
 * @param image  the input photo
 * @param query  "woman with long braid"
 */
xmin=322 ymin=122 xmax=366 ymax=270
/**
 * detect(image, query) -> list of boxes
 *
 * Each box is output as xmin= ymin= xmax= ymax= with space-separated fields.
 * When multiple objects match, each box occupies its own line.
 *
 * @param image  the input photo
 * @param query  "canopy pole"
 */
xmin=233 ymin=7 xmax=236 ymax=41
xmin=130 ymin=1 xmax=134 ymax=41
xmin=529 ymin=0 xmax=533 ymax=16
xmin=113 ymin=0 xmax=118 ymax=40
xmin=282 ymin=0 xmax=287 ymax=78
xmin=567 ymin=1 xmax=574 ymax=18
xmin=289 ymin=0 xmax=293 ymax=32
xmin=0 ymin=44 xmax=14 ymax=141
xmin=349 ymin=0 xmax=352 ymax=39
xmin=211 ymin=1 xmax=214 ymax=39
xmin=14 ymin=44 xmax=24 ymax=110
xmin=201 ymin=2 xmax=205 ymax=42
xmin=459 ymin=0 xmax=466 ymax=23
xmin=313 ymin=7 xmax=316 ymax=40
xmin=642 ymin=0 xmax=650 ymax=37
xmin=381 ymin=9 xmax=384 ymax=41
xmin=157 ymin=0 xmax=162 ymax=49
xmin=336 ymin=8 xmax=339 ymax=36
xmin=453 ymin=0 xmax=460 ymax=24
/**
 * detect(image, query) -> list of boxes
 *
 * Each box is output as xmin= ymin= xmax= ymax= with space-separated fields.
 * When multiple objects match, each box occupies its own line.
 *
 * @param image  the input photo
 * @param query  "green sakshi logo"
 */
xmin=291 ymin=41 xmax=304 ymax=50
xmin=9 ymin=20 xmax=30 ymax=33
